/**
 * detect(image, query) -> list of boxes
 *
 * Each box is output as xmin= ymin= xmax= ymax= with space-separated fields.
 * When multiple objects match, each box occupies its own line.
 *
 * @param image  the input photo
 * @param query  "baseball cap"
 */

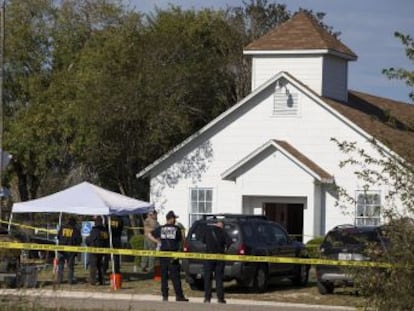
xmin=166 ymin=210 xmax=179 ymax=219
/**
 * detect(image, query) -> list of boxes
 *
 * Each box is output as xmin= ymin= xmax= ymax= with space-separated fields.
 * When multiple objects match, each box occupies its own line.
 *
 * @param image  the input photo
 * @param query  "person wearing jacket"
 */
xmin=201 ymin=220 xmax=232 ymax=304
xmin=86 ymin=216 xmax=109 ymax=285
xmin=57 ymin=216 xmax=82 ymax=284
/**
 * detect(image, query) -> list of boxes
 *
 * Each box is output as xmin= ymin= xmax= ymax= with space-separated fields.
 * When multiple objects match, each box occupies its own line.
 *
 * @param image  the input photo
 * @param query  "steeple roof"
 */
xmin=244 ymin=11 xmax=357 ymax=60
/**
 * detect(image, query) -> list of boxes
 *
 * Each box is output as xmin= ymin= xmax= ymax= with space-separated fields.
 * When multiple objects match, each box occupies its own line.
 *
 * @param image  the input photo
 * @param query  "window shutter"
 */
xmin=273 ymin=87 xmax=299 ymax=116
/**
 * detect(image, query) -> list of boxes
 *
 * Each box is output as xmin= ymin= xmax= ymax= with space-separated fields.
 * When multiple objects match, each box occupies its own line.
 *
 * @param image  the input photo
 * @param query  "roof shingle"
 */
xmin=323 ymin=91 xmax=414 ymax=164
xmin=245 ymin=11 xmax=357 ymax=59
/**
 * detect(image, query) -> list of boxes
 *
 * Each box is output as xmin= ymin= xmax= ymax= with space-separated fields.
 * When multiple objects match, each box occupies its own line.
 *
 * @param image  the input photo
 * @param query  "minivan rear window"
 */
xmin=188 ymin=222 xmax=240 ymax=243
xmin=324 ymin=228 xmax=381 ymax=248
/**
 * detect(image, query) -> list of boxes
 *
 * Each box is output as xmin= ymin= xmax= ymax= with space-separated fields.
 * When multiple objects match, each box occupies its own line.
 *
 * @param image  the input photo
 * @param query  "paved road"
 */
xmin=1 ymin=289 xmax=356 ymax=311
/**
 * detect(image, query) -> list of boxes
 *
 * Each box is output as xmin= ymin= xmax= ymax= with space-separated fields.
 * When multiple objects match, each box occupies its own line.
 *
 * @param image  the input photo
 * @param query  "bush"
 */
xmin=129 ymin=234 xmax=144 ymax=266
xmin=305 ymin=236 xmax=324 ymax=258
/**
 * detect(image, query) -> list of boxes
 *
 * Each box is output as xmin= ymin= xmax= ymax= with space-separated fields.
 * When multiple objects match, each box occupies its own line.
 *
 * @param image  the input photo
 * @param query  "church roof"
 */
xmin=323 ymin=91 xmax=414 ymax=164
xmin=244 ymin=11 xmax=357 ymax=60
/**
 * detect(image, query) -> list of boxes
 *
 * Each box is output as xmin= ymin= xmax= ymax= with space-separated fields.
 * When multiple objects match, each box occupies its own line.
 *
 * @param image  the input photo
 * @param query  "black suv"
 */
xmin=182 ymin=214 xmax=309 ymax=292
xmin=316 ymin=224 xmax=386 ymax=294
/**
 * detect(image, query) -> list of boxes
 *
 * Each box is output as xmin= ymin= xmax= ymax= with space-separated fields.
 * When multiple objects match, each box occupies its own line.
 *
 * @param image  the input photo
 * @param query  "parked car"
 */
xmin=316 ymin=224 xmax=386 ymax=295
xmin=182 ymin=214 xmax=310 ymax=292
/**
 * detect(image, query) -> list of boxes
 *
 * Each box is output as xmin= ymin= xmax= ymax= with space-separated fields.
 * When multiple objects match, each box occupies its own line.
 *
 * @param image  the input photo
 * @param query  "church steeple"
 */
xmin=244 ymin=12 xmax=357 ymax=102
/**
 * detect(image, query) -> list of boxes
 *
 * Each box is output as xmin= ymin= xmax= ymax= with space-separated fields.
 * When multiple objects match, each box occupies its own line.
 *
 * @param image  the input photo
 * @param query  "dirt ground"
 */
xmin=32 ymin=261 xmax=364 ymax=309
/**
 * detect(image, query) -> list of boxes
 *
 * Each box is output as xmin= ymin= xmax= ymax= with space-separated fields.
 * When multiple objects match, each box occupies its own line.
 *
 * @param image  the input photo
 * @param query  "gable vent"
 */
xmin=273 ymin=80 xmax=299 ymax=116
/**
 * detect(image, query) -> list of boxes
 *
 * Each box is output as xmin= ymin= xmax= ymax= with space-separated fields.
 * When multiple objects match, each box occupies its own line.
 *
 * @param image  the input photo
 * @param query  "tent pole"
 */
xmin=58 ymin=212 xmax=62 ymax=229
xmin=55 ymin=212 xmax=63 ymax=266
xmin=7 ymin=212 xmax=12 ymax=234
xmin=108 ymin=215 xmax=115 ymax=278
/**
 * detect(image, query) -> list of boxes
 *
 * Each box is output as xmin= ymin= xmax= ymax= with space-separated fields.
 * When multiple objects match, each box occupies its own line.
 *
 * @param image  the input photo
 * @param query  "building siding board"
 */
xmin=323 ymin=55 xmax=348 ymax=101
xmin=252 ymin=55 xmax=323 ymax=94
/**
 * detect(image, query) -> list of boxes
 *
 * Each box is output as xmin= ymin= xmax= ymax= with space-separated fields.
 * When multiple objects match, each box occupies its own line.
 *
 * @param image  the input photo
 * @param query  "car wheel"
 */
xmin=317 ymin=280 xmax=334 ymax=295
xmin=249 ymin=264 xmax=268 ymax=293
xmin=292 ymin=264 xmax=309 ymax=286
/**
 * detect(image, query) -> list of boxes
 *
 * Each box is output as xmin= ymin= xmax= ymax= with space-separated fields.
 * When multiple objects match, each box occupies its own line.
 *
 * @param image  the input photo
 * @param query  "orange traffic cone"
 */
xmin=153 ymin=261 xmax=161 ymax=281
xmin=110 ymin=273 xmax=122 ymax=290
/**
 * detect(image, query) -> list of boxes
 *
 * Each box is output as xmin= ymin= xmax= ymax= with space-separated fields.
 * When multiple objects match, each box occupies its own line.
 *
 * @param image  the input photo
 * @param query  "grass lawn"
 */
xmin=28 ymin=259 xmax=365 ymax=308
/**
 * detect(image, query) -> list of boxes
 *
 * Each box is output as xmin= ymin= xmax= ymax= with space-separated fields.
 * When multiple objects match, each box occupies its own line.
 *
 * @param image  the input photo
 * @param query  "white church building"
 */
xmin=136 ymin=12 xmax=414 ymax=242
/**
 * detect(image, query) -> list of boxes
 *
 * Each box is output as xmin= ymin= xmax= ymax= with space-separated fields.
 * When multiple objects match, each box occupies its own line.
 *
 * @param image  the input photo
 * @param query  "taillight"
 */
xmin=237 ymin=244 xmax=246 ymax=255
xmin=183 ymin=241 xmax=189 ymax=252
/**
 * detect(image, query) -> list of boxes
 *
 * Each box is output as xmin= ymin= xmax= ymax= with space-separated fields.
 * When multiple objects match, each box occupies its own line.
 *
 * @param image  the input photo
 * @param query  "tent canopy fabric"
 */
xmin=11 ymin=181 xmax=154 ymax=216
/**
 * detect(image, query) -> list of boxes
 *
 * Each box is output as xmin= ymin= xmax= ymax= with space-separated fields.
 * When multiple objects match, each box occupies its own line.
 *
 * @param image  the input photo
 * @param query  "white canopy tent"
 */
xmin=11 ymin=181 xmax=154 ymax=216
xmin=9 ymin=181 xmax=154 ymax=279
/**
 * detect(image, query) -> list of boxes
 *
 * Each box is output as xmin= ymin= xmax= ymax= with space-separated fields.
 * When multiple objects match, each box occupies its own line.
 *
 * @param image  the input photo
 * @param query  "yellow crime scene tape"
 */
xmin=0 ymin=220 xmax=57 ymax=234
xmin=0 ymin=241 xmax=393 ymax=269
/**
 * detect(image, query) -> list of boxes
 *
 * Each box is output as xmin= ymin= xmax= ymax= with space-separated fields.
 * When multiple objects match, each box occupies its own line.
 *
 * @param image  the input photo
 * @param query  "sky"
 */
xmin=128 ymin=0 xmax=413 ymax=103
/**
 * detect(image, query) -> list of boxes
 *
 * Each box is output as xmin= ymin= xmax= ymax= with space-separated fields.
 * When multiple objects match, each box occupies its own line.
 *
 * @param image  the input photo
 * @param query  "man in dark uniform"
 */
xmin=202 ymin=220 xmax=232 ymax=304
xmin=86 ymin=216 xmax=109 ymax=285
xmin=57 ymin=216 xmax=82 ymax=284
xmin=147 ymin=211 xmax=189 ymax=302
xmin=108 ymin=215 xmax=124 ymax=274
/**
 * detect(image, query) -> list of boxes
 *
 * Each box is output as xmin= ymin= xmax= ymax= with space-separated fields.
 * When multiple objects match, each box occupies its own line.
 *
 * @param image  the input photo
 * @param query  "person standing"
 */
xmin=147 ymin=211 xmax=188 ymax=302
xmin=141 ymin=211 xmax=159 ymax=272
xmin=108 ymin=215 xmax=124 ymax=274
xmin=57 ymin=216 xmax=82 ymax=284
xmin=202 ymin=220 xmax=232 ymax=304
xmin=86 ymin=216 xmax=109 ymax=285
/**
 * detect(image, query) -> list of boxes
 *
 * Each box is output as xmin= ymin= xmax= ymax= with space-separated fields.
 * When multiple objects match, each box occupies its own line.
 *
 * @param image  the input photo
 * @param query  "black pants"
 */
xmin=204 ymin=260 xmax=225 ymax=301
xmin=57 ymin=251 xmax=77 ymax=284
xmin=89 ymin=253 xmax=106 ymax=285
xmin=160 ymin=257 xmax=185 ymax=299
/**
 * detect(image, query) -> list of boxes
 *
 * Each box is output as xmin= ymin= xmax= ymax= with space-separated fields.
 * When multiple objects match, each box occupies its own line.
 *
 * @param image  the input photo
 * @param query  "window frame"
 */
xmin=355 ymin=190 xmax=381 ymax=226
xmin=189 ymin=187 xmax=213 ymax=225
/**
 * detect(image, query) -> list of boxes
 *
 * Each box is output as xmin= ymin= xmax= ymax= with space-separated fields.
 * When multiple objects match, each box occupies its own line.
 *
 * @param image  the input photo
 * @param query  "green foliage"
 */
xmin=382 ymin=32 xmax=414 ymax=102
xmin=305 ymin=236 xmax=324 ymax=258
xmin=129 ymin=234 xmax=144 ymax=265
xmin=1 ymin=0 xmax=335 ymax=206
xmin=333 ymin=137 xmax=414 ymax=310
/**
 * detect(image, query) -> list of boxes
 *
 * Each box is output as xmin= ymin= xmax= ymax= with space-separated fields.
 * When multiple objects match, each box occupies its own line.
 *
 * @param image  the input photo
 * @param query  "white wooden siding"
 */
xmin=251 ymin=55 xmax=323 ymax=94
xmin=323 ymin=55 xmax=348 ymax=101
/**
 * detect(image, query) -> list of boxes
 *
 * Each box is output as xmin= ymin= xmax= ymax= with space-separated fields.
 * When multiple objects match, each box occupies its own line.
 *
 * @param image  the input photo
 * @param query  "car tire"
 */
xmin=317 ymin=280 xmax=334 ymax=295
xmin=291 ymin=264 xmax=309 ymax=286
xmin=248 ymin=264 xmax=268 ymax=293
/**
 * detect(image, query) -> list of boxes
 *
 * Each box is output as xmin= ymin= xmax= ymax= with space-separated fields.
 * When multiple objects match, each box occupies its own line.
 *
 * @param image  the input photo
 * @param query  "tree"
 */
xmin=2 ymin=0 xmax=336 ymax=205
xmin=332 ymin=138 xmax=414 ymax=310
xmin=4 ymin=0 xmax=57 ymax=201
xmin=331 ymin=32 xmax=414 ymax=309
xmin=382 ymin=32 xmax=414 ymax=103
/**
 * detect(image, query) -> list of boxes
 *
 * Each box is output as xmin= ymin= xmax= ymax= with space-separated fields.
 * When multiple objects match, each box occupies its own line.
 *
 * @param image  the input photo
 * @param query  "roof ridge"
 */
xmin=244 ymin=11 xmax=357 ymax=59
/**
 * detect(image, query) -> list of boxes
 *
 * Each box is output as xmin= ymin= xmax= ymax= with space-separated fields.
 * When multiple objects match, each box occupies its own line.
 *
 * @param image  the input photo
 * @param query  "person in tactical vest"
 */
xmin=86 ymin=216 xmax=109 ymax=285
xmin=147 ymin=211 xmax=189 ymax=302
xmin=57 ymin=216 xmax=82 ymax=284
